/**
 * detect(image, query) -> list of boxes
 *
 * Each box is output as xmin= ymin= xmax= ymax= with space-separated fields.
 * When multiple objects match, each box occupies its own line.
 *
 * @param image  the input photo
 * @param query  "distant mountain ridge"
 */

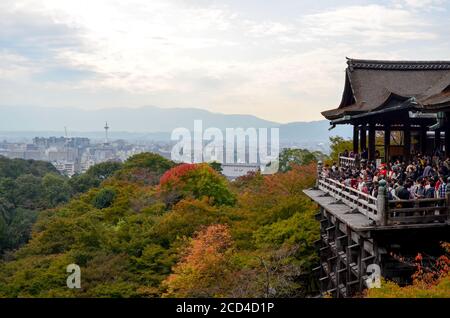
xmin=0 ymin=105 xmax=351 ymax=143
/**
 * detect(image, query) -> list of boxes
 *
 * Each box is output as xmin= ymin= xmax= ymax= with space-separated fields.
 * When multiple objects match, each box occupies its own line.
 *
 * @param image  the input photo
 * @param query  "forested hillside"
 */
xmin=0 ymin=152 xmax=320 ymax=297
xmin=0 ymin=156 xmax=123 ymax=255
xmin=0 ymin=157 xmax=68 ymax=254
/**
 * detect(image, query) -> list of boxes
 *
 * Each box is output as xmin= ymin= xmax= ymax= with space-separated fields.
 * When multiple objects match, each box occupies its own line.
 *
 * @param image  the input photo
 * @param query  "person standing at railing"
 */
xmin=422 ymin=161 xmax=434 ymax=178
xmin=350 ymin=174 xmax=358 ymax=189
xmin=395 ymin=179 xmax=411 ymax=200
xmin=387 ymin=180 xmax=396 ymax=200
xmin=445 ymin=177 xmax=450 ymax=195
xmin=331 ymin=162 xmax=337 ymax=174
xmin=413 ymin=179 xmax=426 ymax=199
xmin=379 ymin=164 xmax=388 ymax=178
xmin=387 ymin=165 xmax=397 ymax=180
xmin=438 ymin=161 xmax=449 ymax=177
xmin=371 ymin=181 xmax=379 ymax=197
xmin=444 ymin=158 xmax=450 ymax=171
xmin=425 ymin=179 xmax=436 ymax=198
xmin=437 ymin=176 xmax=448 ymax=198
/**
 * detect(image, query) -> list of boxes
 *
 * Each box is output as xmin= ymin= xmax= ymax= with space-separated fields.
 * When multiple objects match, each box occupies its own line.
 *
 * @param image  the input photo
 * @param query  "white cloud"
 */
xmin=27 ymin=0 xmax=241 ymax=93
xmin=0 ymin=0 xmax=448 ymax=122
xmin=0 ymin=51 xmax=39 ymax=80
xmin=393 ymin=0 xmax=446 ymax=9
xmin=300 ymin=5 xmax=437 ymax=45
xmin=245 ymin=21 xmax=294 ymax=37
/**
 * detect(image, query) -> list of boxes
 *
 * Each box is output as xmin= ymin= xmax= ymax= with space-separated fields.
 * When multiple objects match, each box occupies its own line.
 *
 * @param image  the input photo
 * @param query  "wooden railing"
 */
xmin=387 ymin=197 xmax=449 ymax=225
xmin=317 ymin=174 xmax=379 ymax=222
xmin=339 ymin=156 xmax=360 ymax=169
xmin=316 ymin=162 xmax=450 ymax=226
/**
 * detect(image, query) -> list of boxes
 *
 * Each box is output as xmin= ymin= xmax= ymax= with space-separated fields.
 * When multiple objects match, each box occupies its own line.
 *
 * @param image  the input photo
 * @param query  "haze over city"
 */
xmin=1 ymin=0 xmax=450 ymax=123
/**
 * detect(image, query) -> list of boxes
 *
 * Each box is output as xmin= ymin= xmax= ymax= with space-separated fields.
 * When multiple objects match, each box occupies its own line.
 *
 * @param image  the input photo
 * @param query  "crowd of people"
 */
xmin=322 ymin=152 xmax=450 ymax=201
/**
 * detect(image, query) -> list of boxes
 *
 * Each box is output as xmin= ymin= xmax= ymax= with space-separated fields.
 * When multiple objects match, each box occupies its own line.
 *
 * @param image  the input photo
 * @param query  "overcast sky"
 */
xmin=1 ymin=0 xmax=449 ymax=123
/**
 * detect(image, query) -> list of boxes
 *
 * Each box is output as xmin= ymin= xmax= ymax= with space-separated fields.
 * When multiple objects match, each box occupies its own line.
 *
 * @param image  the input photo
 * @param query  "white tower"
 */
xmin=104 ymin=122 xmax=109 ymax=144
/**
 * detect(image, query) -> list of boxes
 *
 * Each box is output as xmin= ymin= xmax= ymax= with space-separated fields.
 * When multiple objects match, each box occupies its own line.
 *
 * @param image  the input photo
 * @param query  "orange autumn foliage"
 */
xmin=366 ymin=242 xmax=450 ymax=298
xmin=412 ymin=242 xmax=450 ymax=285
xmin=163 ymin=224 xmax=234 ymax=297
xmin=159 ymin=163 xmax=200 ymax=188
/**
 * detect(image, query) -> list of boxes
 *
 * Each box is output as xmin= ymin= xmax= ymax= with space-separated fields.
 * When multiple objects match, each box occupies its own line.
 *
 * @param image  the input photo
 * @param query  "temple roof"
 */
xmin=322 ymin=58 xmax=450 ymax=120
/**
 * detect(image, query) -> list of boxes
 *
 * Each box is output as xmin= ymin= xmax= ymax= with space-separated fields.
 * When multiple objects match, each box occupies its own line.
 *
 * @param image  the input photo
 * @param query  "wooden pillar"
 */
xmin=420 ymin=126 xmax=427 ymax=155
xmin=346 ymin=226 xmax=353 ymax=297
xmin=445 ymin=124 xmax=450 ymax=159
xmin=358 ymin=236 xmax=365 ymax=292
xmin=435 ymin=129 xmax=441 ymax=154
xmin=353 ymin=125 xmax=359 ymax=153
xmin=360 ymin=125 xmax=366 ymax=152
xmin=384 ymin=125 xmax=390 ymax=163
xmin=404 ymin=124 xmax=411 ymax=162
xmin=335 ymin=220 xmax=340 ymax=298
xmin=368 ymin=124 xmax=375 ymax=161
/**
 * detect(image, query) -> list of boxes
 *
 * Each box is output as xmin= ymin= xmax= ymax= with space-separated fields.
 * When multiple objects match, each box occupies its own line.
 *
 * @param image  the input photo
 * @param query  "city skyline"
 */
xmin=1 ymin=0 xmax=450 ymax=123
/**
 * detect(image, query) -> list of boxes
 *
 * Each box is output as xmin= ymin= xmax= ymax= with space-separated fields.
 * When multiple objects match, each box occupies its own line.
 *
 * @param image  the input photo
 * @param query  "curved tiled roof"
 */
xmin=348 ymin=58 xmax=450 ymax=71
xmin=322 ymin=58 xmax=450 ymax=120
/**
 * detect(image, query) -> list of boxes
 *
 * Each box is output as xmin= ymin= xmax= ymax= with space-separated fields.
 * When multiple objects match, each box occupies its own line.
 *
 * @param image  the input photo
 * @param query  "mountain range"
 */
xmin=0 ymin=105 xmax=351 ymax=145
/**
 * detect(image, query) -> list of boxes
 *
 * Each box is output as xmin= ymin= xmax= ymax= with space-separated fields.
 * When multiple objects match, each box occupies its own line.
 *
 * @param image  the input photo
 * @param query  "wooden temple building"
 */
xmin=304 ymin=58 xmax=450 ymax=297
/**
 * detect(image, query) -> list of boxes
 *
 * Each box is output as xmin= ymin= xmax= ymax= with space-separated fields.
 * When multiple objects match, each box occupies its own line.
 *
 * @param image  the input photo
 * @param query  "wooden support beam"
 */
xmin=358 ymin=236 xmax=364 ymax=292
xmin=368 ymin=124 xmax=376 ymax=161
xmin=334 ymin=219 xmax=341 ymax=297
xmin=384 ymin=125 xmax=390 ymax=163
xmin=404 ymin=124 xmax=411 ymax=162
xmin=346 ymin=226 xmax=353 ymax=290
xmin=353 ymin=125 xmax=359 ymax=153
xmin=420 ymin=126 xmax=427 ymax=155
xmin=445 ymin=119 xmax=450 ymax=158
xmin=435 ymin=129 xmax=441 ymax=154
xmin=360 ymin=125 xmax=367 ymax=152
xmin=362 ymin=255 xmax=376 ymax=262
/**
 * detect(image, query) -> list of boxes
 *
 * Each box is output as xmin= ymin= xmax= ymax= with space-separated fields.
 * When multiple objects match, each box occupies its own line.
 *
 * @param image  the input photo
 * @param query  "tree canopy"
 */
xmin=0 ymin=152 xmax=320 ymax=298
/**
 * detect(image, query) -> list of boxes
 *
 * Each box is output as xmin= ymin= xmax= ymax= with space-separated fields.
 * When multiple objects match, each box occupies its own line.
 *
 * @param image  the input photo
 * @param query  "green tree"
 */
xmin=160 ymin=163 xmax=236 ymax=206
xmin=86 ymin=161 xmax=123 ymax=180
xmin=278 ymin=148 xmax=324 ymax=172
xmin=123 ymin=153 xmax=174 ymax=174
xmin=115 ymin=153 xmax=175 ymax=185
xmin=70 ymin=161 xmax=123 ymax=193
xmin=12 ymin=174 xmax=43 ymax=209
xmin=208 ymin=161 xmax=223 ymax=173
xmin=42 ymin=173 xmax=72 ymax=207
xmin=328 ymin=136 xmax=353 ymax=164
xmin=92 ymin=187 xmax=117 ymax=209
xmin=0 ymin=153 xmax=323 ymax=298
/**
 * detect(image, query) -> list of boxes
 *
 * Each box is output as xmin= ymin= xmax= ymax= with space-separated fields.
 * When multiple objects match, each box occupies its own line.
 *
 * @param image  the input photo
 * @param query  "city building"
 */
xmin=222 ymin=163 xmax=260 ymax=180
